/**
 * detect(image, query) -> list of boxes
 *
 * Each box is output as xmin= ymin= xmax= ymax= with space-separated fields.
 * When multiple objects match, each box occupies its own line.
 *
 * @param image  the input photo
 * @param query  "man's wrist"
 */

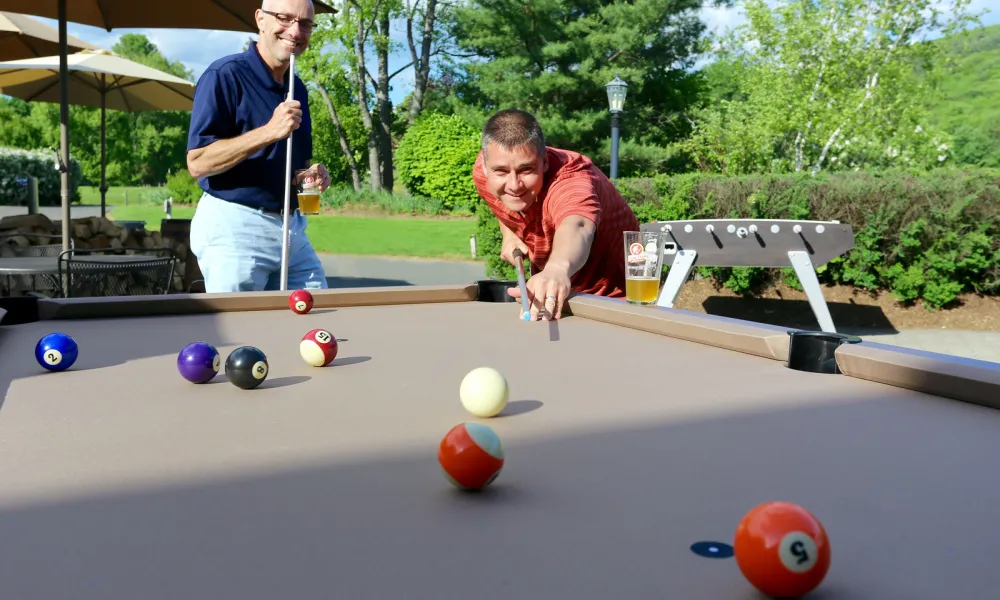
xmin=543 ymin=261 xmax=571 ymax=277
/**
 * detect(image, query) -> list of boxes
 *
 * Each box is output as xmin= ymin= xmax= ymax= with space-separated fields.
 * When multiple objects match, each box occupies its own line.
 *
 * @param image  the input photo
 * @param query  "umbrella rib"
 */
xmin=94 ymin=0 xmax=112 ymax=31
xmin=112 ymin=73 xmax=134 ymax=112
xmin=23 ymin=76 xmax=60 ymax=102
xmin=19 ymin=36 xmax=43 ymax=57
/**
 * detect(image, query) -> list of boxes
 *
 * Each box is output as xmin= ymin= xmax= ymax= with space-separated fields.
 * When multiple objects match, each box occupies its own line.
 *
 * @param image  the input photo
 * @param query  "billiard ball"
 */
xmin=289 ymin=289 xmax=314 ymax=314
xmin=177 ymin=341 xmax=221 ymax=383
xmin=34 ymin=332 xmax=78 ymax=372
xmin=734 ymin=501 xmax=830 ymax=598
xmin=300 ymin=328 xmax=338 ymax=367
xmin=459 ymin=367 xmax=509 ymax=417
xmin=438 ymin=422 xmax=504 ymax=491
xmin=225 ymin=346 xmax=269 ymax=389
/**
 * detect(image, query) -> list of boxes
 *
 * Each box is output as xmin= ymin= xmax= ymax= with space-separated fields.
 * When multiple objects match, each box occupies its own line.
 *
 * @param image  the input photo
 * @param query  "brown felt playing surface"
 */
xmin=1 ymin=297 xmax=1000 ymax=599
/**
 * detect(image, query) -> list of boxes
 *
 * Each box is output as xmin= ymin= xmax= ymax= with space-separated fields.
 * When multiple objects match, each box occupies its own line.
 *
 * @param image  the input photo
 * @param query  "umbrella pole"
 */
xmin=100 ymin=82 xmax=106 ymax=218
xmin=58 ymin=0 xmax=70 ymax=255
xmin=279 ymin=53 xmax=295 ymax=292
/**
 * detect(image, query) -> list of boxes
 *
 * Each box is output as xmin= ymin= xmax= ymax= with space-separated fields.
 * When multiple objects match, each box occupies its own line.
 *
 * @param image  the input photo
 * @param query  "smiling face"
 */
xmin=482 ymin=141 xmax=548 ymax=213
xmin=255 ymin=0 xmax=315 ymax=66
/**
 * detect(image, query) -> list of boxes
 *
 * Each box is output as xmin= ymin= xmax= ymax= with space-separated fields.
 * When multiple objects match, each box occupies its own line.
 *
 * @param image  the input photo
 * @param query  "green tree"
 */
xmin=0 ymin=97 xmax=46 ymax=150
xmin=447 ymin=0 xmax=719 ymax=164
xmin=680 ymin=0 xmax=981 ymax=175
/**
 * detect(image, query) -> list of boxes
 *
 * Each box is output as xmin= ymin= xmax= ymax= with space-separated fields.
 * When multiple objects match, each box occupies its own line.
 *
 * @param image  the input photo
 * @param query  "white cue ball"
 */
xmin=459 ymin=367 xmax=509 ymax=418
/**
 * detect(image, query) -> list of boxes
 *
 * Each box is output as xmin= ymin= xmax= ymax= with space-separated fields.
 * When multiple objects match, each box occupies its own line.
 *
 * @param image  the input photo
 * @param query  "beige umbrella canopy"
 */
xmin=0 ymin=0 xmax=338 ymax=251
xmin=1 ymin=11 xmax=98 ymax=60
xmin=0 ymin=49 xmax=197 ymax=216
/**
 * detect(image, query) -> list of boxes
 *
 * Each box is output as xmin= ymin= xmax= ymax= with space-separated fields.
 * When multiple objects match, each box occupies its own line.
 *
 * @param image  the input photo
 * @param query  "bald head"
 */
xmin=261 ymin=0 xmax=314 ymax=12
xmin=254 ymin=0 xmax=315 ymax=74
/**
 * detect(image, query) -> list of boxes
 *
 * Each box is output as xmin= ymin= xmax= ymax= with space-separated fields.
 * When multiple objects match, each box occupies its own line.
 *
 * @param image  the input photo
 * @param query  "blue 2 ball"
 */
xmin=35 ymin=332 xmax=79 ymax=372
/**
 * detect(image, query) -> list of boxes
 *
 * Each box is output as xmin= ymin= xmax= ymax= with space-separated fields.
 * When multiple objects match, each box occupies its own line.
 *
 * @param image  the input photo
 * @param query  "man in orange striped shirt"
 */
xmin=472 ymin=109 xmax=640 ymax=320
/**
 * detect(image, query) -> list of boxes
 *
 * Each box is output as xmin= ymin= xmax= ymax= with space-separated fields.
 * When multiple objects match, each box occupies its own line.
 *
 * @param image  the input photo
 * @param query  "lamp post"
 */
xmin=605 ymin=73 xmax=628 ymax=180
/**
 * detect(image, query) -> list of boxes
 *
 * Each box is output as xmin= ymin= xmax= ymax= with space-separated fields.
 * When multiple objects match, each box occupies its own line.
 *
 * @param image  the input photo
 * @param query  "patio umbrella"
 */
xmin=0 ymin=48 xmax=197 ymax=217
xmin=1 ymin=11 xmax=97 ymax=60
xmin=0 ymin=0 xmax=338 ymax=253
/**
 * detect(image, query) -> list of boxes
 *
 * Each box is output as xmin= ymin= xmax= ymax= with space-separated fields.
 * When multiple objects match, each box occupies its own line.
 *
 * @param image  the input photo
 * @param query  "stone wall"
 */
xmin=0 ymin=213 xmax=189 ymax=293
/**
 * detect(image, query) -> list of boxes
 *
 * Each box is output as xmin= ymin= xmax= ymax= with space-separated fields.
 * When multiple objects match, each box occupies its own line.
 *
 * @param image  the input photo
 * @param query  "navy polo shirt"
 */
xmin=187 ymin=43 xmax=312 ymax=213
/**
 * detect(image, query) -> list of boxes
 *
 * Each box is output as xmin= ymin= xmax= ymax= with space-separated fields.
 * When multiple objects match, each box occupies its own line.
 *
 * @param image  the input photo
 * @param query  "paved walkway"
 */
xmin=319 ymin=253 xmax=487 ymax=289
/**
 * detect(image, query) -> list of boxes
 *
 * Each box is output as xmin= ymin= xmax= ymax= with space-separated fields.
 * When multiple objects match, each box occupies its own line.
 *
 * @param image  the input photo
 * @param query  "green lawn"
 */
xmin=78 ymin=186 xmax=164 ymax=207
xmin=307 ymin=215 xmax=477 ymax=260
xmin=103 ymin=203 xmax=478 ymax=261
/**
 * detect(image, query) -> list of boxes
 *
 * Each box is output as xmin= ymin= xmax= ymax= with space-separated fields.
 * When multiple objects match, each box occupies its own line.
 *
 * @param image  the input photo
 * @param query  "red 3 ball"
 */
xmin=734 ymin=501 xmax=831 ymax=598
xmin=288 ymin=289 xmax=314 ymax=314
xmin=438 ymin=422 xmax=504 ymax=491
xmin=299 ymin=328 xmax=338 ymax=367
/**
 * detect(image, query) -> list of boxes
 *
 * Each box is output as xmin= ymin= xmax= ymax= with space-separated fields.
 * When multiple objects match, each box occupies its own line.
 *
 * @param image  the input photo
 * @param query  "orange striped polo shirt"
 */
xmin=472 ymin=146 xmax=639 ymax=297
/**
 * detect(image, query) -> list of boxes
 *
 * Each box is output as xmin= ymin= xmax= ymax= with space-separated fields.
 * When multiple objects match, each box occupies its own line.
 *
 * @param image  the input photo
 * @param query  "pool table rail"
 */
xmin=21 ymin=283 xmax=1000 ymax=412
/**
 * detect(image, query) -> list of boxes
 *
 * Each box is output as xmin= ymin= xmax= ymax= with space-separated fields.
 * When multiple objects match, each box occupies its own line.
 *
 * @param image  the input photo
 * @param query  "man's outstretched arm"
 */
xmin=544 ymin=215 xmax=597 ymax=280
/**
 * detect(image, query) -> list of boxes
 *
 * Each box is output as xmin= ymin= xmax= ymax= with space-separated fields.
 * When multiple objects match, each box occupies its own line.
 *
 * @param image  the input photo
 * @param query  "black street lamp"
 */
xmin=605 ymin=73 xmax=628 ymax=180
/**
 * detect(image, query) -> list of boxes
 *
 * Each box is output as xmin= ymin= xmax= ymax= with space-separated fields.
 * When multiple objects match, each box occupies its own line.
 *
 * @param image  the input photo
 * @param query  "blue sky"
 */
xmin=35 ymin=0 xmax=997 ymax=106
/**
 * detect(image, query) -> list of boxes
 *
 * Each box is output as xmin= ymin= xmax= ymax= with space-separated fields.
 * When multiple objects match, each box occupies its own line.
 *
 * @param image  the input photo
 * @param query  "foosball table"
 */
xmin=639 ymin=219 xmax=855 ymax=333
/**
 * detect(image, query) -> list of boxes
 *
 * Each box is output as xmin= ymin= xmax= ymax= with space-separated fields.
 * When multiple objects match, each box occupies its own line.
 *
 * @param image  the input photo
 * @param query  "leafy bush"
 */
xmin=395 ymin=112 xmax=481 ymax=213
xmin=479 ymin=167 xmax=1000 ymax=308
xmin=0 ymin=146 xmax=83 ymax=206
xmin=165 ymin=169 xmax=203 ymax=204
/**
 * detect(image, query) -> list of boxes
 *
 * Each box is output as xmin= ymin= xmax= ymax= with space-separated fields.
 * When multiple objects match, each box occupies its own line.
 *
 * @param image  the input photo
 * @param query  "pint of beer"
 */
xmin=297 ymin=190 xmax=321 ymax=215
xmin=623 ymin=231 xmax=664 ymax=305
xmin=295 ymin=168 xmax=322 ymax=215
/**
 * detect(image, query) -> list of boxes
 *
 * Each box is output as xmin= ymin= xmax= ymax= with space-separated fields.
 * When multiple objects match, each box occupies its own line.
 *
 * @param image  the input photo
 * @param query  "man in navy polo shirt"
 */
xmin=186 ymin=0 xmax=331 ymax=293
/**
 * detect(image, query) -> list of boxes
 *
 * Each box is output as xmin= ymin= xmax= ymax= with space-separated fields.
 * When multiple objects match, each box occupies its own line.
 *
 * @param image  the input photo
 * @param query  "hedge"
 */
xmin=0 ymin=147 xmax=83 ymax=207
xmin=396 ymin=113 xmax=481 ymax=214
xmin=479 ymin=167 xmax=1000 ymax=309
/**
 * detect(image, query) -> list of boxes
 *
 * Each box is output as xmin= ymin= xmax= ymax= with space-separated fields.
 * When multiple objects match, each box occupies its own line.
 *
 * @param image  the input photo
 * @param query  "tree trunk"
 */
xmin=349 ymin=1 xmax=382 ymax=191
xmin=407 ymin=0 xmax=437 ymax=126
xmin=315 ymin=83 xmax=361 ymax=191
xmin=375 ymin=8 xmax=394 ymax=192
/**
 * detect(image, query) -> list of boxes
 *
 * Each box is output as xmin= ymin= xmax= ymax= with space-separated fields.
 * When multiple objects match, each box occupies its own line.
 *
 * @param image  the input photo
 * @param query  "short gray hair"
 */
xmin=481 ymin=109 xmax=546 ymax=158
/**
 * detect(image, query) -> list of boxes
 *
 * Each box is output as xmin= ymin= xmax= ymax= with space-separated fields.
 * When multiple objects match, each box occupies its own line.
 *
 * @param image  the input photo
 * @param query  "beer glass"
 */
xmin=296 ymin=168 xmax=322 ymax=215
xmin=623 ymin=231 xmax=664 ymax=305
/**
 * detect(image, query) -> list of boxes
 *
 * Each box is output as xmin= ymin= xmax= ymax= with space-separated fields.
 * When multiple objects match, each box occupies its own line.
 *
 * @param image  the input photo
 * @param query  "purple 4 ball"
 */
xmin=178 ymin=341 xmax=221 ymax=383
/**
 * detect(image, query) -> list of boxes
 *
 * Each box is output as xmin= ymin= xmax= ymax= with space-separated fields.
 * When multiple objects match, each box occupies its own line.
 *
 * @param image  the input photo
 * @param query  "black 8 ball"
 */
xmin=225 ymin=346 xmax=269 ymax=389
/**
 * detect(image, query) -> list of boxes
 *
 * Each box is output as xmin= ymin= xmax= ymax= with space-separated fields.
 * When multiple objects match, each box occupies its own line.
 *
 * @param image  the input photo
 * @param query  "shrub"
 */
xmin=165 ymin=169 xmax=203 ymax=204
xmin=0 ymin=146 xmax=83 ymax=206
xmin=395 ymin=112 xmax=481 ymax=214
xmin=479 ymin=167 xmax=1000 ymax=309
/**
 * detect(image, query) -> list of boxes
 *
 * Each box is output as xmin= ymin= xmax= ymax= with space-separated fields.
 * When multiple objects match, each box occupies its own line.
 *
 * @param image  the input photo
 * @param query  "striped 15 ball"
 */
xmin=300 ymin=328 xmax=338 ymax=367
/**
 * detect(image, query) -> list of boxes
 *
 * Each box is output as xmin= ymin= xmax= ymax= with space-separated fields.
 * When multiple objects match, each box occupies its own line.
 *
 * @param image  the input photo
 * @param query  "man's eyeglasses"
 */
xmin=261 ymin=10 xmax=315 ymax=32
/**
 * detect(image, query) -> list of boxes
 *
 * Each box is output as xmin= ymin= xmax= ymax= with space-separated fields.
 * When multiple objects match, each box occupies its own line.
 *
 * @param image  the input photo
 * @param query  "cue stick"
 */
xmin=279 ymin=53 xmax=296 ymax=292
xmin=514 ymin=251 xmax=531 ymax=321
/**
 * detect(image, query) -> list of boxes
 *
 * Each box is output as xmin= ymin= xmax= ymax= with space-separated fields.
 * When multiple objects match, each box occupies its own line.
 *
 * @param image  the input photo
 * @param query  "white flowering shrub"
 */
xmin=0 ymin=147 xmax=83 ymax=206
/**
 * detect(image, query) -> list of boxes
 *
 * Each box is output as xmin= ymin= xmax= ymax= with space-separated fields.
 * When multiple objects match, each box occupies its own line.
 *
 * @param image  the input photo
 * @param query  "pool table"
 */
xmin=0 ymin=283 xmax=999 ymax=600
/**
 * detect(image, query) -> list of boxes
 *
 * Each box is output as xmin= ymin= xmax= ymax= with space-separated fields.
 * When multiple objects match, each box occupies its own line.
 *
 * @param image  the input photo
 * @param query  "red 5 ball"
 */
xmin=289 ymin=289 xmax=314 ymax=314
xmin=734 ymin=501 xmax=830 ymax=598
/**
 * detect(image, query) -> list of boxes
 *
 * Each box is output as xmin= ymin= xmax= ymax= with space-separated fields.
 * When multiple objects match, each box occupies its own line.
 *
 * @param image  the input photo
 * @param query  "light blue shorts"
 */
xmin=188 ymin=192 xmax=328 ymax=293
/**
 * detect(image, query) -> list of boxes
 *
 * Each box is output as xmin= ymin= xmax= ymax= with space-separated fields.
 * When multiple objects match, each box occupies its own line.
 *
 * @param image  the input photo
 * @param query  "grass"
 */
xmin=306 ymin=216 xmax=477 ymax=260
xmin=91 ymin=187 xmax=480 ymax=261
xmin=77 ymin=185 xmax=165 ymax=207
